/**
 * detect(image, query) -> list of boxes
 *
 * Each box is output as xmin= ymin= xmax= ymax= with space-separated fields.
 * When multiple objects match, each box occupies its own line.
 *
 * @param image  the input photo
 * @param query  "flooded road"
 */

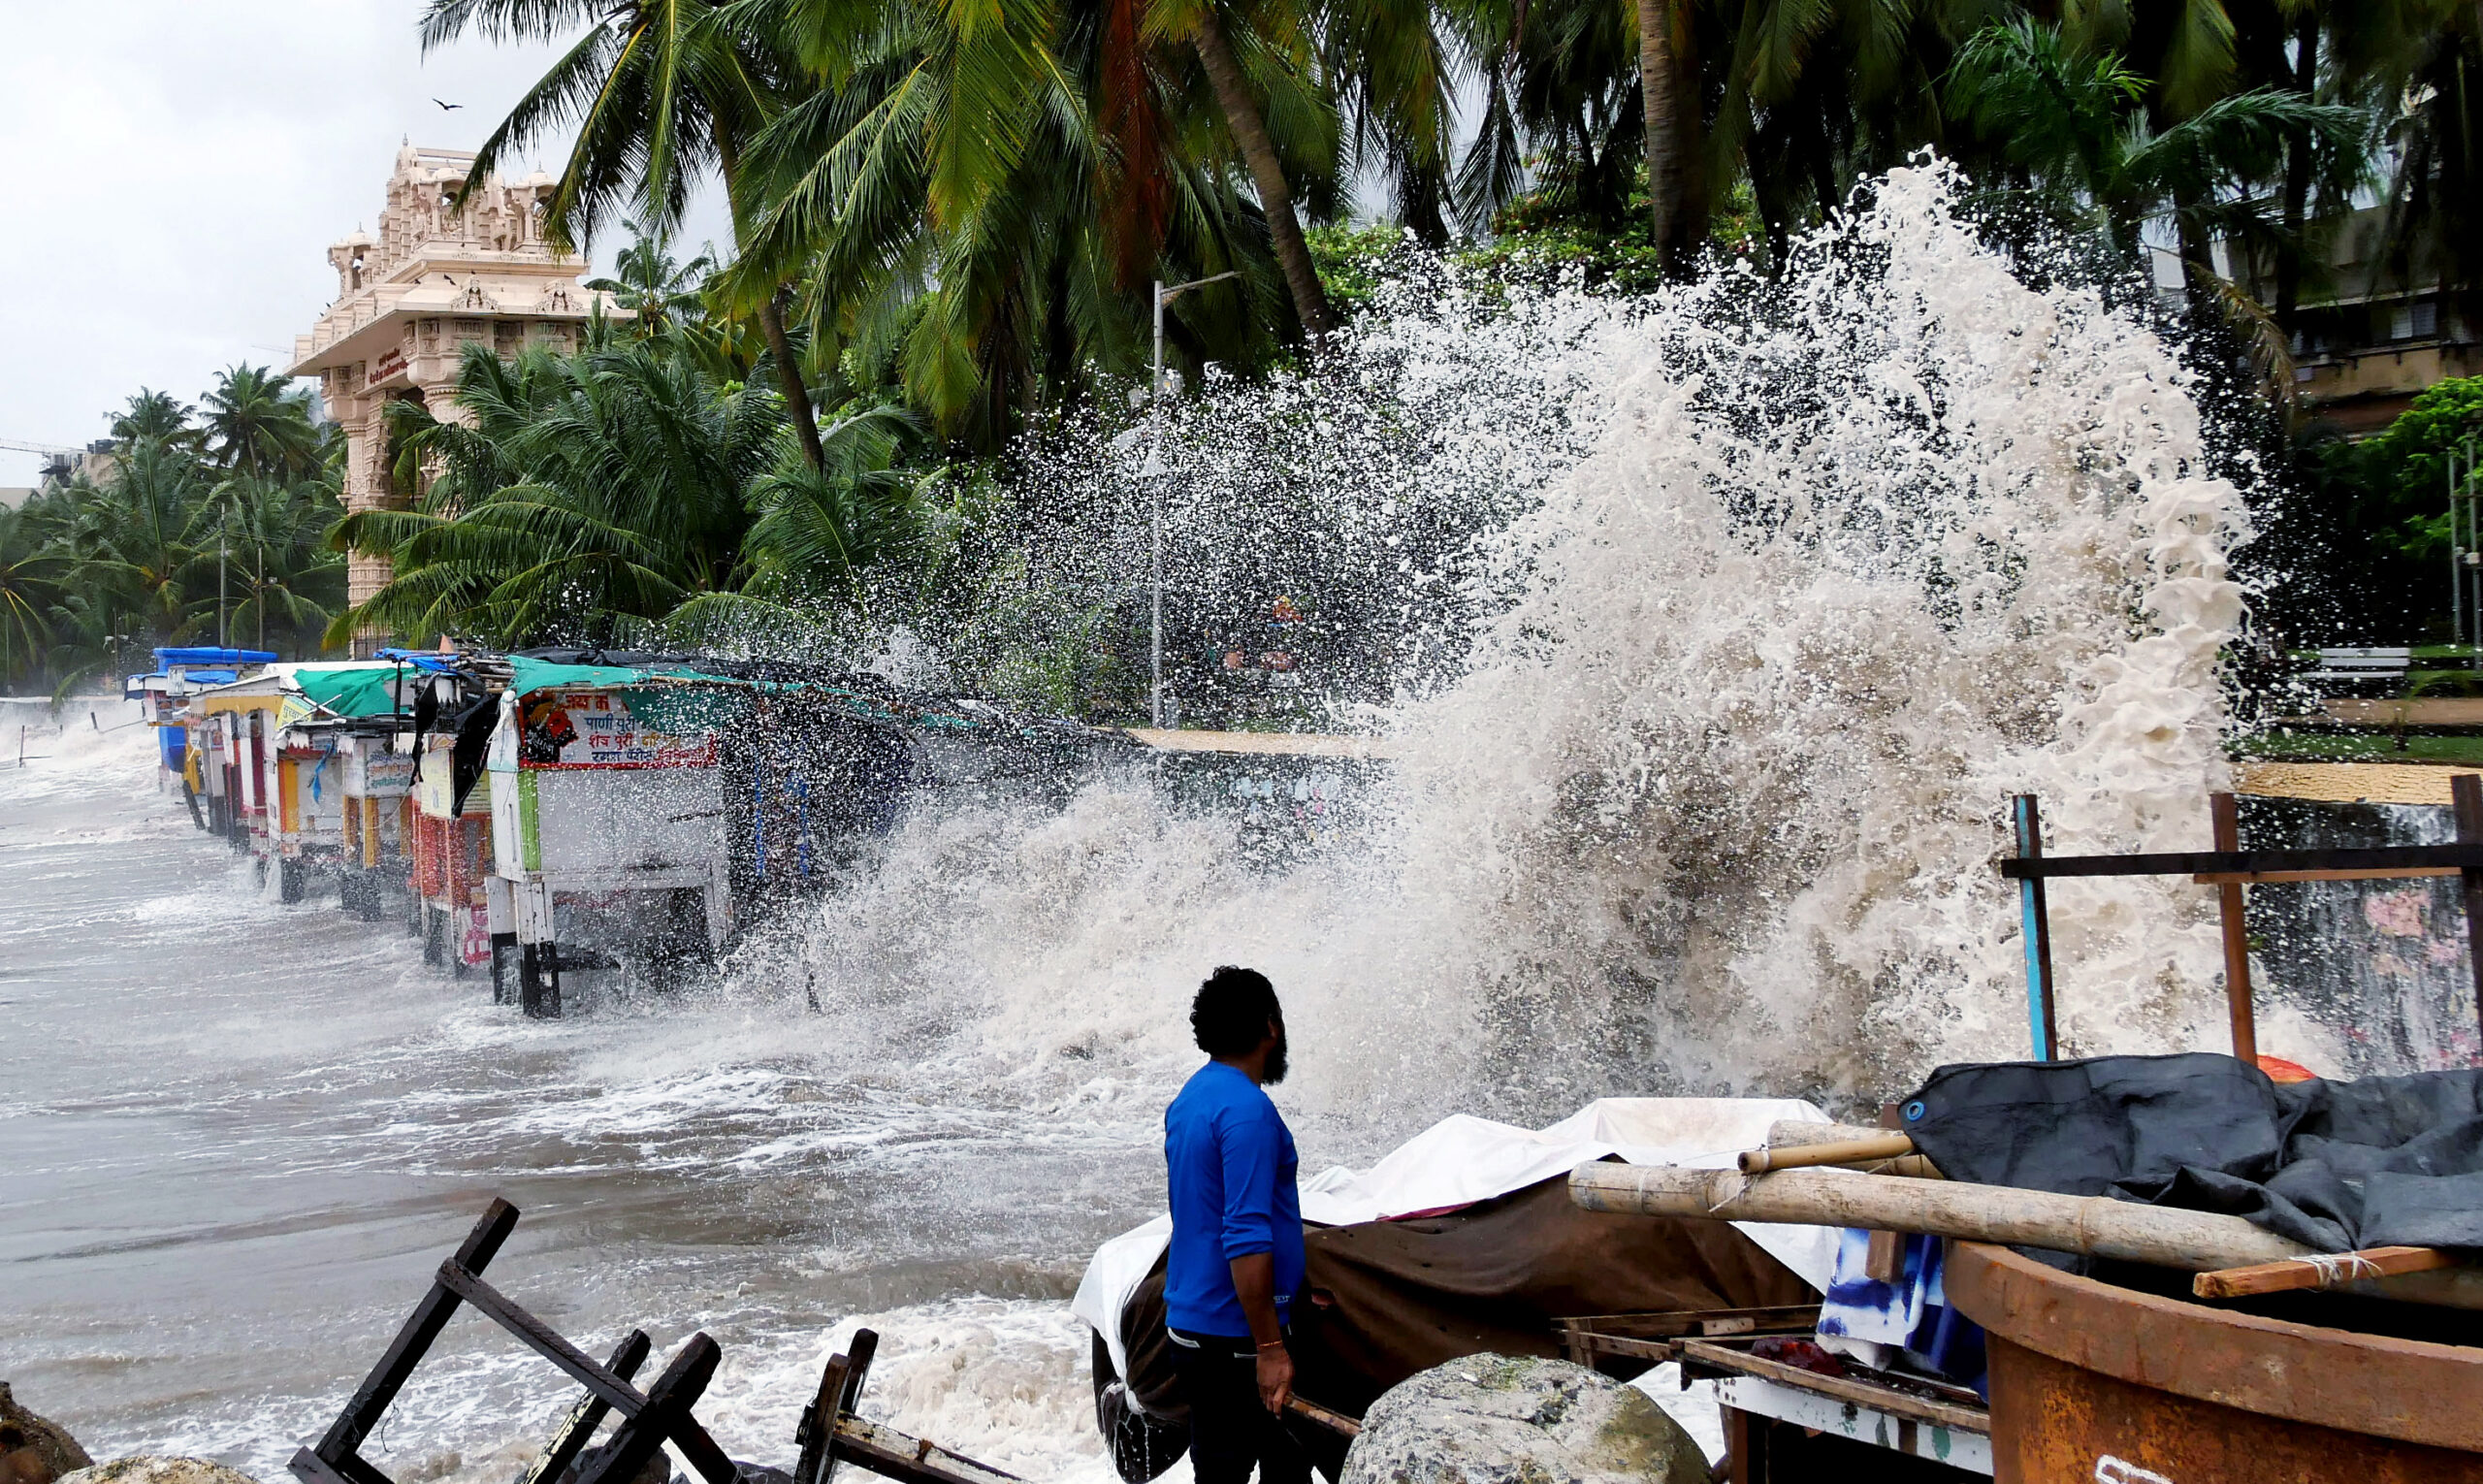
xmin=0 ymin=715 xmax=1201 ymax=1484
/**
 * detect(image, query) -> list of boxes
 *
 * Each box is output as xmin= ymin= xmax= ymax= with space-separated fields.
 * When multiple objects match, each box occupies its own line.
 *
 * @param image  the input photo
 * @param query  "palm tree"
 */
xmin=0 ymin=504 xmax=63 ymax=690
xmin=1946 ymin=18 xmax=2366 ymax=271
xmin=586 ymin=225 xmax=721 ymax=334
xmin=330 ymin=339 xmax=780 ymax=646
xmin=1176 ymin=0 xmax=1339 ymax=336
xmin=1635 ymin=0 xmax=1685 ymax=268
xmin=72 ymin=437 xmax=206 ymax=642
xmin=721 ymin=0 xmax=1305 ymax=441
xmin=422 ymin=0 xmax=831 ymax=469
xmin=203 ymin=363 xmax=327 ymax=481
xmin=111 ymin=389 xmax=202 ymax=452
xmin=2374 ymin=2 xmax=2483 ymax=328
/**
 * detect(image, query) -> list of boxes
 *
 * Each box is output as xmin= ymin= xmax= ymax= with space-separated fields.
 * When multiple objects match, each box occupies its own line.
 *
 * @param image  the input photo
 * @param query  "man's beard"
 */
xmin=1261 ymin=1030 xmax=1289 ymax=1085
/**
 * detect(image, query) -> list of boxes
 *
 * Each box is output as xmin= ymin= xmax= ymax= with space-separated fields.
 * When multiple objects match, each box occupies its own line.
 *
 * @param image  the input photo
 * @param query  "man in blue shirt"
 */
xmin=1164 ymin=966 xmax=1307 ymax=1484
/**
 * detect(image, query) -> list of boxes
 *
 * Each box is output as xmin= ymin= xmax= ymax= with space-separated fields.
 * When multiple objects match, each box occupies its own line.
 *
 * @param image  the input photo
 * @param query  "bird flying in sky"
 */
xmin=433 ymin=98 xmax=463 ymax=111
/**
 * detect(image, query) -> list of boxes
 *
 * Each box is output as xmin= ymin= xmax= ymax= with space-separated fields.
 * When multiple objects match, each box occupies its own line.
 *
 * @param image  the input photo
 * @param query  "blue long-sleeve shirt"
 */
xmin=1163 ymin=1059 xmax=1305 ymax=1338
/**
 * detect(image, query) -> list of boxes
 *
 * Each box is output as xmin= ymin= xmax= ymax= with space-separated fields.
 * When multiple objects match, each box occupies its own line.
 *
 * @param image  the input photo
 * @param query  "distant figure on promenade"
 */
xmin=1163 ymin=966 xmax=1309 ymax=1484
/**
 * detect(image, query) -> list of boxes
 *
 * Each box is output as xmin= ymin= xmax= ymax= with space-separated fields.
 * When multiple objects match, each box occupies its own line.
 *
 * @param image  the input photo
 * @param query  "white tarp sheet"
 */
xmin=1072 ymin=1095 xmax=1840 ymax=1382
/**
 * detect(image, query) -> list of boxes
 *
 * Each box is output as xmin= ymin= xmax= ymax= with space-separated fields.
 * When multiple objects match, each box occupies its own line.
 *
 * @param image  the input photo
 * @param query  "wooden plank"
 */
xmin=1567 ymin=1334 xmax=1678 ymax=1363
xmin=436 ymin=1261 xmax=647 ymax=1418
xmin=794 ymin=1352 xmax=855 ymax=1484
xmin=2001 ymin=843 xmax=2483 ymax=880
xmin=831 ymin=1415 xmax=1023 ymax=1484
xmin=1677 ymin=1340 xmax=1989 ymax=1436
xmin=519 ymin=1331 xmax=652 ymax=1484
xmin=575 ymin=1335 xmax=723 ymax=1484
xmin=289 ymin=1448 xmax=361 ymax=1484
xmin=1552 ymin=1307 xmax=1821 ymax=1340
xmin=839 ymin=1329 xmax=881 ymax=1417
xmin=2193 ymin=1245 xmax=2459 ymax=1299
xmin=668 ymin=1418 xmax=740 ymax=1484
xmin=317 ymin=1200 xmax=520 ymax=1462
xmin=2191 ymin=865 xmax=2459 ymax=884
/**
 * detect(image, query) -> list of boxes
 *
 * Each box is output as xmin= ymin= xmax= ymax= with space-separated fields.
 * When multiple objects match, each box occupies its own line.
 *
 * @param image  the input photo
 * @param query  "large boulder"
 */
xmin=53 ymin=1459 xmax=260 ymax=1484
xmin=0 ymin=1385 xmax=93 ymax=1484
xmin=1338 ymin=1355 xmax=1705 ymax=1484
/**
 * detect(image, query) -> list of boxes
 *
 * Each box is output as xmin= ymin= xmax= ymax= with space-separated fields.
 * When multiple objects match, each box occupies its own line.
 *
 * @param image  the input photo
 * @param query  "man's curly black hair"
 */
xmin=1191 ymin=966 xmax=1280 ymax=1058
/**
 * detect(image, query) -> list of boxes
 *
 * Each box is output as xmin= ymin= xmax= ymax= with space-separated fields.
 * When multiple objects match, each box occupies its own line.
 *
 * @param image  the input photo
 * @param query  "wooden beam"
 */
xmin=2193 ymin=1245 xmax=2458 ymax=1299
xmin=794 ymin=1353 xmax=855 ymax=1484
xmin=575 ymin=1336 xmax=726 ymax=1484
xmin=2191 ymin=866 xmax=2459 ymax=884
xmin=316 ymin=1200 xmax=520 ymax=1464
xmin=289 ymin=1449 xmax=360 ymax=1484
xmin=1676 ymin=1340 xmax=1987 ymax=1436
xmin=436 ymin=1261 xmax=647 ymax=1418
xmin=830 ymin=1415 xmax=1022 ymax=1484
xmin=520 ymin=1332 xmax=652 ymax=1484
xmin=2210 ymin=791 xmax=2257 ymax=1066
xmin=2002 ymin=843 xmax=2483 ymax=880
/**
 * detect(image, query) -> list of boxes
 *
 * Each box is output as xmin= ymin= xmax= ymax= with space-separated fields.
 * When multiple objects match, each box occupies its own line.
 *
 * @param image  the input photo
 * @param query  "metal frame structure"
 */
xmin=2001 ymin=779 xmax=2483 ymax=1060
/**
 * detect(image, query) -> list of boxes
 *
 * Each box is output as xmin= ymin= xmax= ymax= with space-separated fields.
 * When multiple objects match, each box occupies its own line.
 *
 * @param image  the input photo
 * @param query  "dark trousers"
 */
xmin=1171 ymin=1333 xmax=1311 ymax=1484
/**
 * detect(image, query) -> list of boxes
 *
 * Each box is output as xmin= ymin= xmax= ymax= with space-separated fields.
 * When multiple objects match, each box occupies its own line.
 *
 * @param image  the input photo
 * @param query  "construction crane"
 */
xmin=0 ymin=437 xmax=80 ymax=458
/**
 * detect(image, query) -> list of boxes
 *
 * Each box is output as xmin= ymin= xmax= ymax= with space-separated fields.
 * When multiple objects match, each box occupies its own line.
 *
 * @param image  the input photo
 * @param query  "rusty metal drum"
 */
xmin=1946 ymin=1240 xmax=2483 ymax=1483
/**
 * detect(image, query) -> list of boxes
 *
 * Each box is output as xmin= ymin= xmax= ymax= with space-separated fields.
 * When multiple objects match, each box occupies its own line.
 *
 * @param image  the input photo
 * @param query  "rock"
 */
xmin=1338 ymin=1354 xmax=1706 ymax=1484
xmin=53 ymin=1459 xmax=261 ymax=1484
xmin=0 ymin=1384 xmax=94 ymax=1484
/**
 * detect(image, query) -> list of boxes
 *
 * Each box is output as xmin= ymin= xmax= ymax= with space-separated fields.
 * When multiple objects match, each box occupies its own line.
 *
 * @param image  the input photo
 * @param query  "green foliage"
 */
xmin=1306 ymin=222 xmax=1406 ymax=316
xmin=0 ymin=371 xmax=343 ymax=694
xmin=332 ymin=334 xmax=936 ymax=651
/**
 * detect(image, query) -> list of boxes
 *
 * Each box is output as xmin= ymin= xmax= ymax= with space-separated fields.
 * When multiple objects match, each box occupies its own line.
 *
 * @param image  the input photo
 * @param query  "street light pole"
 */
xmin=1146 ymin=270 xmax=1239 ymax=728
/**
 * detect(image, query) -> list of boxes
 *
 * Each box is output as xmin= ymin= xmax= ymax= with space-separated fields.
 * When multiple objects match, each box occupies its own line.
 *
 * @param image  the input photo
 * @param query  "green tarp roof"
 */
xmin=505 ymin=655 xmax=737 ymax=695
xmin=291 ymin=664 xmax=403 ymax=719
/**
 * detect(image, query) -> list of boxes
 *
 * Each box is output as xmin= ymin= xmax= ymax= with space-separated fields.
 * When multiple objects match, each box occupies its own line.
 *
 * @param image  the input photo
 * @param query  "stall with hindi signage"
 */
xmin=486 ymin=659 xmax=745 ymax=1016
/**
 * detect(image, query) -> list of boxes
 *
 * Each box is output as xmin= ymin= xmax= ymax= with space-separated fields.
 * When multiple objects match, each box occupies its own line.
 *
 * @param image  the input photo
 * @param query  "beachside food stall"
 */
xmin=485 ymin=657 xmax=744 ymax=1016
xmin=124 ymin=647 xmax=278 ymax=832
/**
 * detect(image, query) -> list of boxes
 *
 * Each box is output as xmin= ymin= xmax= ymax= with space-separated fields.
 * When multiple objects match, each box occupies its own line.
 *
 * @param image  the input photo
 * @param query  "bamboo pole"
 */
xmin=1738 ymin=1133 xmax=1916 ymax=1174
xmin=1766 ymin=1120 xmax=1886 ymax=1146
xmin=1577 ymin=1164 xmax=2312 ymax=1269
xmin=1571 ymin=1163 xmax=2483 ymax=1308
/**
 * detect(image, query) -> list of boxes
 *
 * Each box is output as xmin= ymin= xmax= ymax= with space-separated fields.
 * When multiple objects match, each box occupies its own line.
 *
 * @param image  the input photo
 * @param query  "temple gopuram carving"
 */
xmin=291 ymin=145 xmax=606 ymax=644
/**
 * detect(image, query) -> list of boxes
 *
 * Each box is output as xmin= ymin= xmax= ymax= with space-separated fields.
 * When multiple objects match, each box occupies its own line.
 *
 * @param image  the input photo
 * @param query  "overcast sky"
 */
xmin=0 ymin=2 xmax=729 ymax=486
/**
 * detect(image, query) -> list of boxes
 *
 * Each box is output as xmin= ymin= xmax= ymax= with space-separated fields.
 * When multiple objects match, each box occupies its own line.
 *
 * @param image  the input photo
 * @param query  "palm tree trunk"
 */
xmin=1191 ymin=9 xmax=1336 ymax=341
xmin=1636 ymin=0 xmax=1681 ymax=266
xmin=2273 ymin=12 xmax=2318 ymax=337
xmin=718 ymin=130 xmax=826 ymax=470
xmin=760 ymin=294 xmax=826 ymax=470
xmin=2177 ymin=189 xmax=2218 ymax=328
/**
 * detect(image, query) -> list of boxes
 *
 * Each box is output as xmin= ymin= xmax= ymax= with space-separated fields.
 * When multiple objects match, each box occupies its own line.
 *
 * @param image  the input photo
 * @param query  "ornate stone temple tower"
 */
xmin=291 ymin=145 xmax=605 ymax=649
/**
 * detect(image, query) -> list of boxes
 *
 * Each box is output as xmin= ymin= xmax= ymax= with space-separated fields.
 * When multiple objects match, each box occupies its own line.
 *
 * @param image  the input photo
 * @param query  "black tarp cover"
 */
xmin=1901 ymin=1053 xmax=2483 ymax=1252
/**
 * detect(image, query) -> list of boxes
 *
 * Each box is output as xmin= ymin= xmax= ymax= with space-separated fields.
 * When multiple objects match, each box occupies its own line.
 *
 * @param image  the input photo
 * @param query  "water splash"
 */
xmin=810 ymin=160 xmax=2254 ymax=1118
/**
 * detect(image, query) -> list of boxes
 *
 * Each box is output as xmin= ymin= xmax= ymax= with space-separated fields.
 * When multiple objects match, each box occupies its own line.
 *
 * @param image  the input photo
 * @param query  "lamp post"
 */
xmin=1148 ymin=271 xmax=1239 ymax=728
